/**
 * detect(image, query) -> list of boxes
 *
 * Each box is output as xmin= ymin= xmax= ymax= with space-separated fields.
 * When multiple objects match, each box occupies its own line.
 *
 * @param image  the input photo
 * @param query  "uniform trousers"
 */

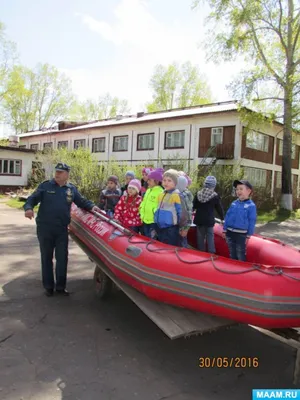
xmin=37 ymin=225 xmax=69 ymax=290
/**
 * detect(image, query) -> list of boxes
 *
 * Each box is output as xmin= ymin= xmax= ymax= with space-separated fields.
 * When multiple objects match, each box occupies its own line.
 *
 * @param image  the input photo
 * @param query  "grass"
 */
xmin=5 ymin=198 xmax=39 ymax=211
xmin=257 ymin=208 xmax=300 ymax=223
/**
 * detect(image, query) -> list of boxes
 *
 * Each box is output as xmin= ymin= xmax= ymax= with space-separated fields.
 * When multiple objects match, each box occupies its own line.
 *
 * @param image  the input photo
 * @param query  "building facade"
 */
xmin=18 ymin=101 xmax=300 ymax=199
xmin=0 ymin=146 xmax=37 ymax=191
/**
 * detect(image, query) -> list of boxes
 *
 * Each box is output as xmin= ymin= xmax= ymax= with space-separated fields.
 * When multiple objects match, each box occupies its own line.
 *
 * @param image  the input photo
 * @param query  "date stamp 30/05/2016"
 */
xmin=199 ymin=357 xmax=259 ymax=368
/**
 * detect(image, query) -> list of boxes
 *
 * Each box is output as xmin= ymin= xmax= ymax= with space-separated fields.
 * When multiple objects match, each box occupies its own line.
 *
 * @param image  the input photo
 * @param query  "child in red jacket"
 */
xmin=114 ymin=179 xmax=143 ymax=233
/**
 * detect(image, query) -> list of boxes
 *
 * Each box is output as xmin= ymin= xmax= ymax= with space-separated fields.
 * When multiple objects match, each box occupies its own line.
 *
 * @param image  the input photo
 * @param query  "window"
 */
xmin=243 ymin=167 xmax=267 ymax=187
xmin=19 ymin=145 xmax=26 ymax=149
xmin=0 ymin=159 xmax=21 ymax=176
xmin=278 ymin=140 xmax=296 ymax=159
xmin=137 ymin=133 xmax=154 ymax=151
xmin=246 ymin=130 xmax=269 ymax=152
xmin=276 ymin=172 xmax=282 ymax=188
xmin=92 ymin=138 xmax=105 ymax=153
xmin=30 ymin=144 xmax=39 ymax=150
xmin=211 ymin=127 xmax=223 ymax=146
xmin=164 ymin=130 xmax=185 ymax=149
xmin=113 ymin=136 xmax=128 ymax=152
xmin=57 ymin=141 xmax=68 ymax=149
xmin=43 ymin=142 xmax=53 ymax=149
xmin=74 ymin=139 xmax=86 ymax=149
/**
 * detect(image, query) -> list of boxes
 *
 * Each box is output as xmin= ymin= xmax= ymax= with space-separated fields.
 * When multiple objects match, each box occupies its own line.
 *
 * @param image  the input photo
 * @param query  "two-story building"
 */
xmin=18 ymin=101 xmax=300 ymax=200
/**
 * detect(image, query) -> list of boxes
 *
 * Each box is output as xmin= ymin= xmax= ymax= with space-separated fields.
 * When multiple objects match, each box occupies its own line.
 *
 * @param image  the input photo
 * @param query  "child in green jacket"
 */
xmin=139 ymin=168 xmax=164 ymax=238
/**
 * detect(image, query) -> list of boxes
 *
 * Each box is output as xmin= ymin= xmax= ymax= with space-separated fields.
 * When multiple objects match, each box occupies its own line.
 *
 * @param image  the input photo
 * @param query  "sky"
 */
xmin=0 ymin=0 xmax=245 ymax=116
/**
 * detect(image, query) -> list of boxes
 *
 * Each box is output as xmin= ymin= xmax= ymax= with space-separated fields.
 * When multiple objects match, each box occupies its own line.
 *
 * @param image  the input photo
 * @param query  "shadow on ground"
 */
xmin=0 ymin=272 xmax=298 ymax=400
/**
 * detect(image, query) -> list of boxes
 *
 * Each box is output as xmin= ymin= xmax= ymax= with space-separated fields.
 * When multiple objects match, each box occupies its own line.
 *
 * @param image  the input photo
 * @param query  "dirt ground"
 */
xmin=0 ymin=202 xmax=299 ymax=400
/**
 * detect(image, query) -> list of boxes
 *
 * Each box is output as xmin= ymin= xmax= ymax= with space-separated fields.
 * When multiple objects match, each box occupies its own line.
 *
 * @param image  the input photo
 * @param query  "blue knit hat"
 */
xmin=204 ymin=176 xmax=217 ymax=188
xmin=125 ymin=170 xmax=135 ymax=179
xmin=177 ymin=175 xmax=188 ymax=192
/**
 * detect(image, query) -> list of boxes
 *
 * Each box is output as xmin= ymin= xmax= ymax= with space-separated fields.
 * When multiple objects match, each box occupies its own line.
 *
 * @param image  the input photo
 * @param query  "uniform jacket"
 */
xmin=193 ymin=189 xmax=224 ymax=227
xmin=139 ymin=185 xmax=164 ymax=224
xmin=23 ymin=179 xmax=94 ymax=227
xmin=99 ymin=188 xmax=122 ymax=211
xmin=114 ymin=193 xmax=143 ymax=228
xmin=154 ymin=189 xmax=182 ymax=229
xmin=223 ymin=198 xmax=257 ymax=236
xmin=179 ymin=189 xmax=193 ymax=231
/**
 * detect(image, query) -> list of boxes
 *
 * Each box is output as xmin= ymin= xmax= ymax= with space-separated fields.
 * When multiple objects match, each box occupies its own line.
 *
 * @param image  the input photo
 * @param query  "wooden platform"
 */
xmin=70 ymin=231 xmax=300 ymax=383
xmin=70 ymin=232 xmax=236 ymax=339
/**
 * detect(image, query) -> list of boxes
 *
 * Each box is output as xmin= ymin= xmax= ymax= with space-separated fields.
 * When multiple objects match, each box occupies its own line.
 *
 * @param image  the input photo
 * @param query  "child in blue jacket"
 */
xmin=222 ymin=179 xmax=257 ymax=261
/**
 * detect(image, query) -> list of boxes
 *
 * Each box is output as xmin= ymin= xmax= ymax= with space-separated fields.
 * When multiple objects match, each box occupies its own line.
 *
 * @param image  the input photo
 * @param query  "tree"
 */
xmin=3 ymin=63 xmax=74 ymax=133
xmin=193 ymin=0 xmax=300 ymax=210
xmin=68 ymin=93 xmax=131 ymax=122
xmin=0 ymin=22 xmax=17 ymax=102
xmin=146 ymin=61 xmax=212 ymax=112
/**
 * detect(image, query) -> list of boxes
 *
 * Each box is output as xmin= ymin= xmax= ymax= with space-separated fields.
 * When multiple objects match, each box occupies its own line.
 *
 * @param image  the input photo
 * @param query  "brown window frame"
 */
xmin=137 ymin=133 xmax=155 ymax=151
xmin=74 ymin=139 xmax=86 ymax=149
xmin=164 ymin=130 xmax=185 ymax=150
xmin=112 ymin=135 xmax=129 ymax=152
xmin=57 ymin=141 xmax=69 ymax=149
xmin=92 ymin=137 xmax=106 ymax=153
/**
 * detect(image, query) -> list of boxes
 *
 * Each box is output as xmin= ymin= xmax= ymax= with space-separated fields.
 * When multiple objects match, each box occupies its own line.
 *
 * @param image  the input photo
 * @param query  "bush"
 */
xmin=30 ymin=148 xmax=154 ymax=203
xmin=27 ymin=148 xmax=296 ymax=213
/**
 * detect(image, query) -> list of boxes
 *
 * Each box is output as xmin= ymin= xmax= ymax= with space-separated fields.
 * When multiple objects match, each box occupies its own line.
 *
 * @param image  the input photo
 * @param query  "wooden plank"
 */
xmin=70 ymin=232 xmax=236 ymax=339
xmin=250 ymin=326 xmax=300 ymax=385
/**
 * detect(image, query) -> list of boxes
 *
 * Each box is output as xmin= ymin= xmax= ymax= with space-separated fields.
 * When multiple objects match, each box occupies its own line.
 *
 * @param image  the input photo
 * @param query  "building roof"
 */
xmin=19 ymin=101 xmax=239 ymax=138
xmin=0 ymin=145 xmax=36 ymax=153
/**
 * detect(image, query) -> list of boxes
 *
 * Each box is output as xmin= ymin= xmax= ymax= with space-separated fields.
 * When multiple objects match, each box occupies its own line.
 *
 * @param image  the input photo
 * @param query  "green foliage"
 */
xmin=32 ymin=147 xmax=153 ymax=203
xmin=3 ymin=63 xmax=74 ymax=133
xmin=146 ymin=61 xmax=212 ymax=111
xmin=193 ymin=0 xmax=300 ymax=208
xmin=68 ymin=93 xmax=131 ymax=122
xmin=0 ymin=22 xmax=17 ymax=104
xmin=0 ymin=138 xmax=9 ymax=146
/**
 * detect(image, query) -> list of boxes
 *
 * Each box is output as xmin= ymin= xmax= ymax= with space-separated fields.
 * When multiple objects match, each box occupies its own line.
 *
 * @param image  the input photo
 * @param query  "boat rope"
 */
xmin=90 ymin=212 xmax=300 ymax=281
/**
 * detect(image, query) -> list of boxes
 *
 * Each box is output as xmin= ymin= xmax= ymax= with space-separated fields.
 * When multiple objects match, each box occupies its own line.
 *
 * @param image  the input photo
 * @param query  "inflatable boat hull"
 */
xmin=70 ymin=205 xmax=300 ymax=328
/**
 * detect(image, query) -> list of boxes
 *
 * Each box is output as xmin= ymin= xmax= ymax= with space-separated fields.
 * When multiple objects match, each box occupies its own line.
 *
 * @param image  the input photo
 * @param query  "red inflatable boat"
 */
xmin=69 ymin=205 xmax=300 ymax=329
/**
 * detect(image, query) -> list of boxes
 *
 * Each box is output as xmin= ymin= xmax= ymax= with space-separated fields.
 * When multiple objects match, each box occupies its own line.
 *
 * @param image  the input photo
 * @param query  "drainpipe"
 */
xmin=131 ymin=130 xmax=134 ymax=166
xmin=188 ymin=124 xmax=192 ymax=174
xmin=157 ymin=127 xmax=161 ymax=167
xmin=107 ymin=132 xmax=111 ymax=162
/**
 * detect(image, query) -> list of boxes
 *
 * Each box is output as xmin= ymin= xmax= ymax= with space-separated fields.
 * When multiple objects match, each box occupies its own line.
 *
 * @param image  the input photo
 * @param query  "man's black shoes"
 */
xmin=56 ymin=289 xmax=70 ymax=296
xmin=44 ymin=289 xmax=54 ymax=297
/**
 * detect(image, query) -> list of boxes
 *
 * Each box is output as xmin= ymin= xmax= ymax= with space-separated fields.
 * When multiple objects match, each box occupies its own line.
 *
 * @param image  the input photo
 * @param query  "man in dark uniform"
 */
xmin=24 ymin=162 xmax=101 ymax=297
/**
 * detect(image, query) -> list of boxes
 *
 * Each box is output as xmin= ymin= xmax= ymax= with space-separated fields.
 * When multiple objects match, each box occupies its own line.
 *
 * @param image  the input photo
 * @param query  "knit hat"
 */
xmin=128 ymin=179 xmax=141 ymax=193
xmin=177 ymin=175 xmax=188 ymax=192
xmin=179 ymin=171 xmax=192 ymax=186
xmin=204 ymin=176 xmax=217 ymax=189
xmin=125 ymin=170 xmax=135 ymax=179
xmin=148 ymin=168 xmax=164 ymax=182
xmin=142 ymin=167 xmax=154 ymax=175
xmin=163 ymin=169 xmax=179 ymax=185
xmin=107 ymin=175 xmax=118 ymax=185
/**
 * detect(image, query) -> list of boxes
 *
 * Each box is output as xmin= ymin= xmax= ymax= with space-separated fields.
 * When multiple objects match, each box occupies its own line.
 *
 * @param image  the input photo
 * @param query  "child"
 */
xmin=177 ymin=175 xmax=193 ymax=248
xmin=193 ymin=176 xmax=224 ymax=254
xmin=222 ymin=179 xmax=257 ymax=261
xmin=178 ymin=171 xmax=192 ymax=187
xmin=141 ymin=167 xmax=154 ymax=197
xmin=154 ymin=169 xmax=182 ymax=246
xmin=121 ymin=171 xmax=135 ymax=195
xmin=98 ymin=175 xmax=121 ymax=218
xmin=114 ymin=179 xmax=143 ymax=233
xmin=139 ymin=168 xmax=164 ymax=238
